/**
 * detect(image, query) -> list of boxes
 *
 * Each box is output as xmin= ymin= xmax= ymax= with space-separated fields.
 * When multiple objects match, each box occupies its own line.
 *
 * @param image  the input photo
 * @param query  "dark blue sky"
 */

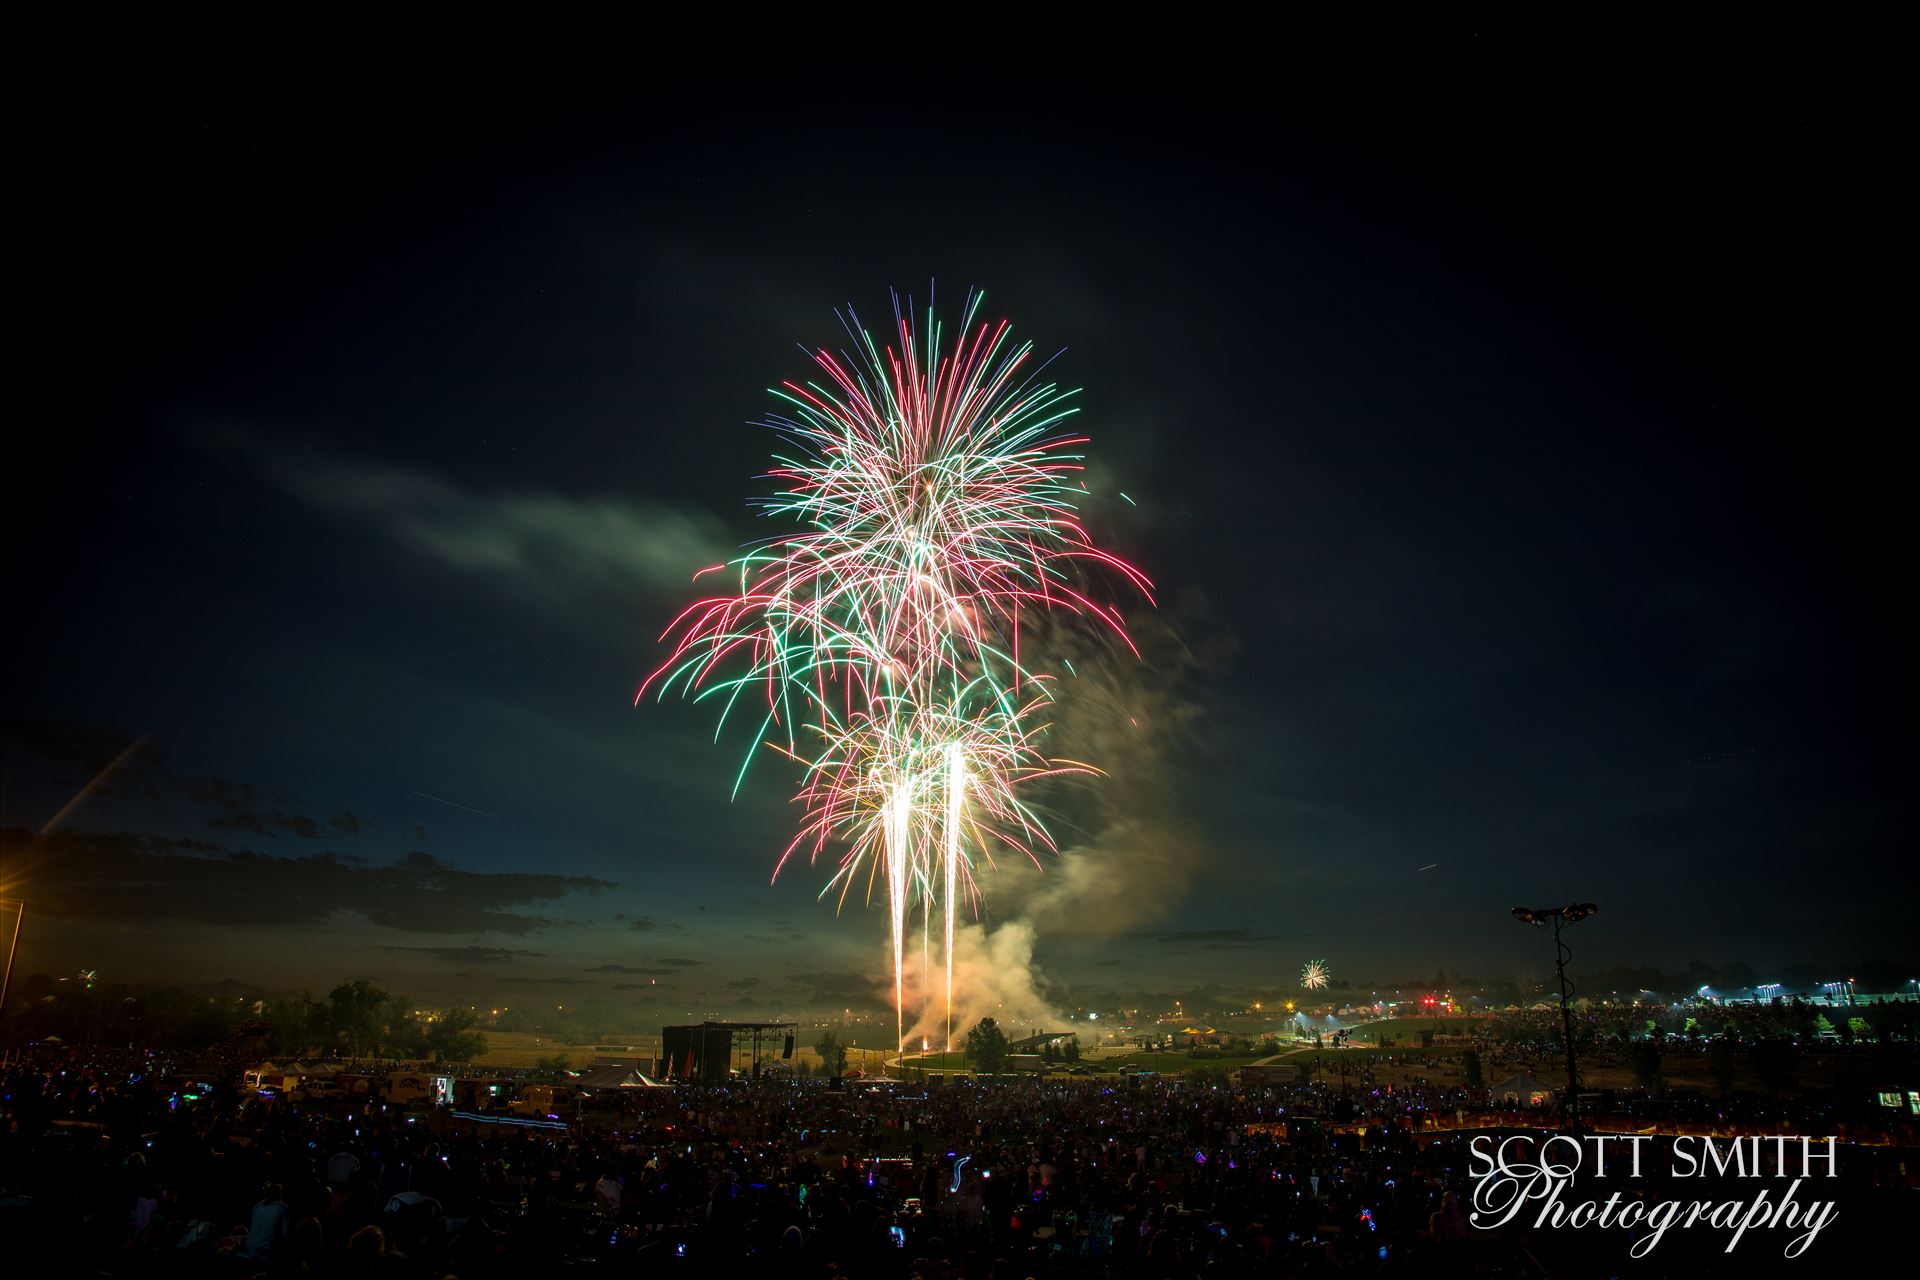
xmin=4 ymin=40 xmax=1905 ymax=1020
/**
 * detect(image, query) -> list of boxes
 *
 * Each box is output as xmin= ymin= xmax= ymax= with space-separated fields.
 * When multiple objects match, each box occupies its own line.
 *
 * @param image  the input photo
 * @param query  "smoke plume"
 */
xmin=898 ymin=919 xmax=1058 ymax=1049
xmin=904 ymin=594 xmax=1232 ymax=1037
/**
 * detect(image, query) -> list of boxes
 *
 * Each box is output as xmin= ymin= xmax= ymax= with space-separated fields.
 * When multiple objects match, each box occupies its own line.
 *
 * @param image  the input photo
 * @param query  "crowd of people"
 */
xmin=1 ymin=1044 xmax=1913 ymax=1277
xmin=1462 ymin=996 xmax=1919 ymax=1062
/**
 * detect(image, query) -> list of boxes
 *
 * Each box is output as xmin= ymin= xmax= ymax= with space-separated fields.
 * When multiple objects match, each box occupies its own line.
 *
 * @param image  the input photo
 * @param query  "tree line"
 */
xmin=1 ymin=972 xmax=486 ymax=1063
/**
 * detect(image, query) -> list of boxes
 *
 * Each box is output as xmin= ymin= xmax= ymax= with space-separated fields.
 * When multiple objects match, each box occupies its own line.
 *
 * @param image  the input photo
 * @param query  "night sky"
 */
xmin=6 ymin=43 xmax=1905 ymax=1020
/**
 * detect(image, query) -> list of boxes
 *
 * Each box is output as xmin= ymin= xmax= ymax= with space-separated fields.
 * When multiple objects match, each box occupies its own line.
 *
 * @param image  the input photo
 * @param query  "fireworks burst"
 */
xmin=1300 ymin=959 xmax=1331 ymax=991
xmin=642 ymin=291 xmax=1149 ymax=1050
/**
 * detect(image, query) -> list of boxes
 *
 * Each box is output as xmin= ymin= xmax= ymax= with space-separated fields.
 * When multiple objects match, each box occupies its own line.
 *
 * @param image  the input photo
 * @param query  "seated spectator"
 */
xmin=244 ymin=1182 xmax=290 ymax=1259
xmin=328 ymin=1145 xmax=363 ymax=1187
xmin=346 ymin=1222 xmax=412 ymax=1275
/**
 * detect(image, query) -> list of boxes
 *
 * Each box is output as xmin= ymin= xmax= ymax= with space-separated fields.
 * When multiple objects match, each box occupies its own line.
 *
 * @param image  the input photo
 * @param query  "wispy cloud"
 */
xmin=202 ymin=428 xmax=735 ymax=600
xmin=1139 ymin=926 xmax=1304 ymax=950
xmin=780 ymin=968 xmax=885 ymax=1009
xmin=3 ymin=720 xmax=374 ymax=843
xmin=5 ymin=827 xmax=612 ymax=935
xmin=386 ymin=946 xmax=545 ymax=964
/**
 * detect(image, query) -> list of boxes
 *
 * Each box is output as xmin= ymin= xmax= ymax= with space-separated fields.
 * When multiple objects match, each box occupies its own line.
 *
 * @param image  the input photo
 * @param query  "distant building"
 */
xmin=1009 ymin=1031 xmax=1074 ymax=1052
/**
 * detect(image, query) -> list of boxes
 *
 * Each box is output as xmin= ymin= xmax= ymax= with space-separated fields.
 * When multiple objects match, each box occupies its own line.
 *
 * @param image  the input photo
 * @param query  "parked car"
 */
xmin=298 ymin=1080 xmax=348 ymax=1103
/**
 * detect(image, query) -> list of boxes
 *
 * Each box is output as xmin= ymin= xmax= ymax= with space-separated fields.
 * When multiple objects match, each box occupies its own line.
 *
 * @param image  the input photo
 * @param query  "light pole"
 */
xmin=0 ymin=899 xmax=23 ymax=1032
xmin=1511 ymin=903 xmax=1598 ymax=1133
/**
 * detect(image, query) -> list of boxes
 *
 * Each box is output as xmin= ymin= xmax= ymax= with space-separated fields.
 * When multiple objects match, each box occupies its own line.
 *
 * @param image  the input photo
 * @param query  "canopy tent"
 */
xmin=1490 ymin=1073 xmax=1557 ymax=1105
xmin=574 ymin=1064 xmax=669 ymax=1090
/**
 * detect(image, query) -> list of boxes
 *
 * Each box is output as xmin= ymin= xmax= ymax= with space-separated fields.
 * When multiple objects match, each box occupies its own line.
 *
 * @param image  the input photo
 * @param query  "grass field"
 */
xmin=474 ymin=1031 xmax=654 ymax=1069
xmin=893 ymin=1050 xmax=1274 ymax=1076
xmin=473 ymin=1028 xmax=1878 ymax=1096
xmin=1340 ymin=1016 xmax=1481 ymax=1038
xmin=1102 ymin=1052 xmax=1269 ymax=1074
xmin=476 ymin=1031 xmax=839 ymax=1075
xmin=897 ymin=1051 xmax=970 ymax=1071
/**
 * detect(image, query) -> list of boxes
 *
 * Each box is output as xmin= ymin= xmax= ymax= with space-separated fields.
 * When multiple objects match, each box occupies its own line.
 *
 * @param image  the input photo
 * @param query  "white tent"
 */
xmin=574 ymin=1064 xmax=669 ymax=1090
xmin=1490 ymin=1073 xmax=1556 ymax=1105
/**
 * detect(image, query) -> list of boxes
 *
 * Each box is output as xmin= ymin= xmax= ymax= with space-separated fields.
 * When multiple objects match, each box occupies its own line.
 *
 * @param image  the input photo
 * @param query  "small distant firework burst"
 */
xmin=643 ymin=290 xmax=1149 ymax=1051
xmin=1300 ymin=959 xmax=1331 ymax=991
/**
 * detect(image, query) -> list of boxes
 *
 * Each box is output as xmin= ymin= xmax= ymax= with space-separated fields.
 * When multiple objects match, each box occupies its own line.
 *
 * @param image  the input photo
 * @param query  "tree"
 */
xmin=1463 ymin=1049 xmax=1483 ymax=1089
xmin=262 ymin=994 xmax=327 ymax=1058
xmin=1064 ymin=1036 xmax=1081 ymax=1063
xmin=814 ymin=1030 xmax=848 ymax=1079
xmin=327 ymin=980 xmax=391 ymax=1058
xmin=426 ymin=1007 xmax=487 ymax=1064
xmin=1862 ymin=1002 xmax=1914 ymax=1045
xmin=966 ymin=1017 xmax=1010 ymax=1074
